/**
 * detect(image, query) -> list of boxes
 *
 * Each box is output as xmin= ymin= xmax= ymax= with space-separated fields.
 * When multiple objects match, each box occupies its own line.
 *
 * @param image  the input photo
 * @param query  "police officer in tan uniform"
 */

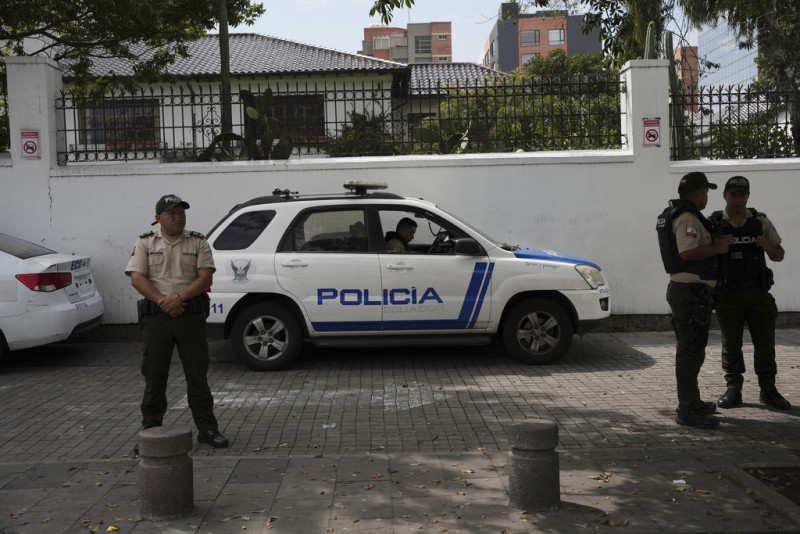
xmin=710 ymin=176 xmax=789 ymax=410
xmin=125 ymin=194 xmax=228 ymax=449
xmin=657 ymin=172 xmax=735 ymax=429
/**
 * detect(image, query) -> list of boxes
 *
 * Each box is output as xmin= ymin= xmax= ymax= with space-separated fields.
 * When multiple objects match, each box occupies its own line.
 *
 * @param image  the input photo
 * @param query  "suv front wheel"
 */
xmin=231 ymin=302 xmax=303 ymax=371
xmin=502 ymin=297 xmax=573 ymax=365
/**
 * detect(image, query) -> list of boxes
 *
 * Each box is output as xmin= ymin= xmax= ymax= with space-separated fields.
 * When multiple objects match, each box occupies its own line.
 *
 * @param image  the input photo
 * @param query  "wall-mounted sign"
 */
xmin=643 ymin=119 xmax=660 ymax=147
xmin=21 ymin=130 xmax=40 ymax=159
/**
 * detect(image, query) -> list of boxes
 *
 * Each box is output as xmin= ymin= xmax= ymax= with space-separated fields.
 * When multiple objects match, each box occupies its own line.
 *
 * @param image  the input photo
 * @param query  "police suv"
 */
xmin=206 ymin=182 xmax=610 ymax=370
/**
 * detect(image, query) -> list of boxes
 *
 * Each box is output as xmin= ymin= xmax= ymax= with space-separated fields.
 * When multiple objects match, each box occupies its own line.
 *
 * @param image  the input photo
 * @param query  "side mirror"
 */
xmin=452 ymin=237 xmax=483 ymax=255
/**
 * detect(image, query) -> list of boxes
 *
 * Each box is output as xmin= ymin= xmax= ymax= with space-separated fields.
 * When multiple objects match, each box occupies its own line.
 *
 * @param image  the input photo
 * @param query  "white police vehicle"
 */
xmin=206 ymin=182 xmax=610 ymax=370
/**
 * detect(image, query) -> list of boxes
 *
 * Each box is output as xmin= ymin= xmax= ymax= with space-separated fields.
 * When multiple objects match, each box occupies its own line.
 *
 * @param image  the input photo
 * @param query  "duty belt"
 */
xmin=137 ymin=293 xmax=210 ymax=322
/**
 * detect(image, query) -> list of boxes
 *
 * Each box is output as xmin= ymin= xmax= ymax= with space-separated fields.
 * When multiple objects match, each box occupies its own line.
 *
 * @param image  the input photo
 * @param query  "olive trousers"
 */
xmin=715 ymin=289 xmax=779 ymax=391
xmin=140 ymin=311 xmax=218 ymax=432
xmin=667 ymin=281 xmax=714 ymax=413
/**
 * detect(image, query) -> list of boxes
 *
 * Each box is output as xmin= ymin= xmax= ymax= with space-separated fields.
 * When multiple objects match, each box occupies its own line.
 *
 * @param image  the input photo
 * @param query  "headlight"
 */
xmin=575 ymin=265 xmax=605 ymax=289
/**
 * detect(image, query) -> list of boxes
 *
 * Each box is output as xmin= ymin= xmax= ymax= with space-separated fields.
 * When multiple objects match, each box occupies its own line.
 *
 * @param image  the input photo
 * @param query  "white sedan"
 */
xmin=0 ymin=233 xmax=104 ymax=361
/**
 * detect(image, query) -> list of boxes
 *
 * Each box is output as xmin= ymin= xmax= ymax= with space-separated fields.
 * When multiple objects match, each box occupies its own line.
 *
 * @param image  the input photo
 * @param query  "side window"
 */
xmin=378 ymin=209 xmax=465 ymax=254
xmin=213 ymin=210 xmax=275 ymax=250
xmin=290 ymin=209 xmax=367 ymax=252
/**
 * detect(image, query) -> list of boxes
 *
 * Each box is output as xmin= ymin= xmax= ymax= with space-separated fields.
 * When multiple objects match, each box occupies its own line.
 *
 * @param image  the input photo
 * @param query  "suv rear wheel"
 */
xmin=231 ymin=302 xmax=302 ymax=371
xmin=502 ymin=297 xmax=573 ymax=364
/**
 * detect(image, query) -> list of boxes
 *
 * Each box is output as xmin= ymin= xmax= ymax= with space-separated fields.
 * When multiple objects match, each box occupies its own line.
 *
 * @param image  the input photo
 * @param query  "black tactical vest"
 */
xmin=656 ymin=199 xmax=719 ymax=280
xmin=709 ymin=208 xmax=769 ymax=291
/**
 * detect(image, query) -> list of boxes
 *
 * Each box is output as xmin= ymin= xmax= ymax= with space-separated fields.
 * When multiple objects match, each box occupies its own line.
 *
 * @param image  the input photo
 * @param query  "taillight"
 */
xmin=16 ymin=273 xmax=73 ymax=292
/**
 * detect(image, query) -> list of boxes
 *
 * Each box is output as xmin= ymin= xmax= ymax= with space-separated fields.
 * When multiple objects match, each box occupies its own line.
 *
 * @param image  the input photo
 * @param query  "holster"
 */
xmin=185 ymin=293 xmax=211 ymax=317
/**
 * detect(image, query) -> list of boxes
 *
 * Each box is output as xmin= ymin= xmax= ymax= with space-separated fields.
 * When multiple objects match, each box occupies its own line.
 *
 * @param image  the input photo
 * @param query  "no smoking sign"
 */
xmin=643 ymin=118 xmax=660 ymax=147
xmin=20 ymin=130 xmax=40 ymax=159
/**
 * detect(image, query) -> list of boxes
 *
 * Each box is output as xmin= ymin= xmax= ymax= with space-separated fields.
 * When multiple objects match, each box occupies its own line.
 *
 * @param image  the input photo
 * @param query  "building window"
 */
xmin=438 ymin=56 xmax=448 ymax=62
xmin=520 ymin=30 xmax=540 ymax=47
xmin=438 ymin=34 xmax=448 ymax=40
xmin=78 ymin=99 xmax=161 ymax=148
xmin=415 ymin=35 xmax=432 ymax=54
xmin=271 ymin=94 xmax=325 ymax=145
xmin=373 ymin=37 xmax=390 ymax=50
xmin=549 ymin=29 xmax=565 ymax=46
xmin=521 ymin=53 xmax=541 ymax=65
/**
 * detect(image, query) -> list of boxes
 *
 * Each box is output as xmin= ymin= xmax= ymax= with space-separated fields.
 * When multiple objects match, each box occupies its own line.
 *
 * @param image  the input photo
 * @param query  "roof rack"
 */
xmin=272 ymin=188 xmax=299 ymax=200
xmin=343 ymin=180 xmax=388 ymax=196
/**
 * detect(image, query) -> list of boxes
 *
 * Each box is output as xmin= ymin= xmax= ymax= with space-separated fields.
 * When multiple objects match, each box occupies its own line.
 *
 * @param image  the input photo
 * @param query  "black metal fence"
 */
xmin=0 ymin=87 xmax=8 ymax=153
xmin=670 ymin=84 xmax=800 ymax=160
xmin=54 ymin=76 xmax=627 ymax=163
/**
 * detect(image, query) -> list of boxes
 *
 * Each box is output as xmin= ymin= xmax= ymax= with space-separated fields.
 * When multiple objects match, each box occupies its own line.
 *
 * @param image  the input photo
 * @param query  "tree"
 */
xmin=681 ymin=1 xmax=800 ymax=151
xmin=369 ymin=0 xmax=415 ymax=24
xmin=0 ymin=0 xmax=264 ymax=88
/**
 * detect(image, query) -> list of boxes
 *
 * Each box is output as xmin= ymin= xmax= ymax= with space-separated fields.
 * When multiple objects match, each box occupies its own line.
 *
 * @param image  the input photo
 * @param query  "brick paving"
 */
xmin=1 ymin=330 xmax=800 ymax=532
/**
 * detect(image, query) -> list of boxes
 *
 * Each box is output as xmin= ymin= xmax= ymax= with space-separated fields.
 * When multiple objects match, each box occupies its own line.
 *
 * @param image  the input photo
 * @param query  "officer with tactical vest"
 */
xmin=125 ymin=194 xmax=229 ymax=450
xmin=709 ymin=176 xmax=789 ymax=410
xmin=657 ymin=172 xmax=735 ymax=429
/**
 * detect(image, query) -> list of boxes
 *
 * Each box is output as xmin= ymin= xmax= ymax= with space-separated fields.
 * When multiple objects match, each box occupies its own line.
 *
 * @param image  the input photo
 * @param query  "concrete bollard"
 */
xmin=138 ymin=426 xmax=194 ymax=519
xmin=507 ymin=420 xmax=560 ymax=510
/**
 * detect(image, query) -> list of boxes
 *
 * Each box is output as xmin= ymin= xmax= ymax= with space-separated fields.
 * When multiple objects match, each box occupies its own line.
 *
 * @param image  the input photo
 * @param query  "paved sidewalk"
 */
xmin=2 ymin=330 xmax=800 ymax=533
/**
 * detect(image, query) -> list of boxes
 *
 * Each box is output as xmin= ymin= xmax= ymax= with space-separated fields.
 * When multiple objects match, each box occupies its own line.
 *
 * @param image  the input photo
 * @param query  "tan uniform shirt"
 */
xmin=670 ymin=211 xmax=717 ymax=287
xmin=125 ymin=229 xmax=216 ymax=295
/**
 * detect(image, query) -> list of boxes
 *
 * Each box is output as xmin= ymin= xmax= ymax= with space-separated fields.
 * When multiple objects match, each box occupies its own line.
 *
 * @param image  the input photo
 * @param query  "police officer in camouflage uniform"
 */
xmin=710 ymin=176 xmax=789 ymax=410
xmin=125 ymin=194 xmax=229 ymax=448
xmin=657 ymin=172 xmax=735 ymax=429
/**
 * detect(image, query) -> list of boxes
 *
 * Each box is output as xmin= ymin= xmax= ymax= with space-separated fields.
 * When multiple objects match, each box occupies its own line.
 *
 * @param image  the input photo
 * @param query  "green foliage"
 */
xmin=369 ymin=0 xmax=415 ymax=24
xmin=706 ymin=122 xmax=794 ymax=159
xmin=200 ymin=88 xmax=292 ymax=161
xmin=1 ymin=0 xmax=265 ymax=90
xmin=411 ymin=51 xmax=623 ymax=155
xmin=327 ymin=111 xmax=399 ymax=157
xmin=412 ymin=119 xmax=469 ymax=154
xmin=0 ymin=109 xmax=8 ymax=152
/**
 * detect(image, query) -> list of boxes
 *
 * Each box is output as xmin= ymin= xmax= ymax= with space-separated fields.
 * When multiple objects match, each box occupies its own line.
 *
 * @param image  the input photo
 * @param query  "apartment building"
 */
xmin=479 ymin=2 xmax=600 ymax=72
xmin=698 ymin=23 xmax=758 ymax=87
xmin=360 ymin=22 xmax=452 ymax=64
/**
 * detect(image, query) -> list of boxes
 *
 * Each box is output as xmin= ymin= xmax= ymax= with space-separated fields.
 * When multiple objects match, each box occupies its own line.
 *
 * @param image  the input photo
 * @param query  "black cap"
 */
xmin=152 ymin=194 xmax=190 ymax=225
xmin=724 ymin=175 xmax=750 ymax=194
xmin=678 ymin=172 xmax=717 ymax=194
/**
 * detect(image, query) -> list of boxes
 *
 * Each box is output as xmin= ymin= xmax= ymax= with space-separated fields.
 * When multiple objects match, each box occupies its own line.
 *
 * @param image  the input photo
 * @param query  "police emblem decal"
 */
xmin=231 ymin=259 xmax=252 ymax=281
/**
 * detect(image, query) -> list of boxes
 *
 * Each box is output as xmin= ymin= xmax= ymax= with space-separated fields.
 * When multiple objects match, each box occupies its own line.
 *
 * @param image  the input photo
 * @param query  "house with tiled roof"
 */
xmin=59 ymin=33 xmax=503 ymax=161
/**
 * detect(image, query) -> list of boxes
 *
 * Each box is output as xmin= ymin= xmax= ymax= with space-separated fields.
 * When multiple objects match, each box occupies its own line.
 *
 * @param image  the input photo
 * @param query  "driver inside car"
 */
xmin=385 ymin=217 xmax=417 ymax=253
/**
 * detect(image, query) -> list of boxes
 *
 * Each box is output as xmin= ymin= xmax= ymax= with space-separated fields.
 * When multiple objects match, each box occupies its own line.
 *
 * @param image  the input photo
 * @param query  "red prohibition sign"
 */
xmin=23 ymin=141 xmax=37 ymax=154
xmin=646 ymin=129 xmax=659 ymax=142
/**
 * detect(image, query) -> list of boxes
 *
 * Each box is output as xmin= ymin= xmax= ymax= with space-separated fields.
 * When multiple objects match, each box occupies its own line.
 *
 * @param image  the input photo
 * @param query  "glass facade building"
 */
xmin=698 ymin=23 xmax=757 ymax=87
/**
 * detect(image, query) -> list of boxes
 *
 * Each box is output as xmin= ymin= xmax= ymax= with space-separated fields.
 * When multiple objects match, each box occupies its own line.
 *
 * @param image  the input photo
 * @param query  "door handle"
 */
xmin=387 ymin=263 xmax=413 ymax=270
xmin=281 ymin=260 xmax=308 ymax=267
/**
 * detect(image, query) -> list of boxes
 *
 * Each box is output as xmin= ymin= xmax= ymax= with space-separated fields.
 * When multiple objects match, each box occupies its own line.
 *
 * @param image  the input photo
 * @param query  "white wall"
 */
xmin=2 ymin=57 xmax=799 ymax=325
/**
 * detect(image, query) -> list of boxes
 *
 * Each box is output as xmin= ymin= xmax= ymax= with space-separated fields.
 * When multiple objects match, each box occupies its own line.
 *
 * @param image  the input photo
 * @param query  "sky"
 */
xmin=226 ymin=0 xmax=517 ymax=63
xmin=226 ymin=1 xmax=701 ymax=64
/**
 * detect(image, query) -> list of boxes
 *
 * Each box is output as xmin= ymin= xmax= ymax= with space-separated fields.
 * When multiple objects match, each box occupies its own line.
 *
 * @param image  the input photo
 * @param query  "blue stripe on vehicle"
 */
xmin=311 ymin=261 xmax=496 ymax=333
xmin=513 ymin=248 xmax=600 ymax=270
xmin=468 ymin=262 xmax=493 ymax=328
xmin=457 ymin=262 xmax=489 ymax=323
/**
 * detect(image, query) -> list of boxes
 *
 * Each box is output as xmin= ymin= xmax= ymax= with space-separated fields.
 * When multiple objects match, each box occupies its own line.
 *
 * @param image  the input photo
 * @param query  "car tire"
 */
xmin=502 ymin=298 xmax=573 ymax=365
xmin=231 ymin=302 xmax=303 ymax=371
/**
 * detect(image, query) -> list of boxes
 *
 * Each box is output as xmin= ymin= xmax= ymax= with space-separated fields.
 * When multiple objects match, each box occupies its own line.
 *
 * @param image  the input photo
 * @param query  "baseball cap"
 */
xmin=152 ymin=194 xmax=190 ymax=225
xmin=678 ymin=172 xmax=717 ymax=194
xmin=724 ymin=175 xmax=750 ymax=194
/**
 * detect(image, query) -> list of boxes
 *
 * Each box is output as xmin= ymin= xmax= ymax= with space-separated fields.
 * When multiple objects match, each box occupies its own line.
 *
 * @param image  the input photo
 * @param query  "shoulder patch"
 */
xmin=139 ymin=231 xmax=155 ymax=238
xmin=190 ymin=231 xmax=205 ymax=239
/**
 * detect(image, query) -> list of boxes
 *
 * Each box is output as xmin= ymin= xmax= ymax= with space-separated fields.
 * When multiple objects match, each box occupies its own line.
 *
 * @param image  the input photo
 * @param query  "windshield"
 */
xmin=0 ymin=233 xmax=56 ymax=259
xmin=436 ymin=206 xmax=520 ymax=251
